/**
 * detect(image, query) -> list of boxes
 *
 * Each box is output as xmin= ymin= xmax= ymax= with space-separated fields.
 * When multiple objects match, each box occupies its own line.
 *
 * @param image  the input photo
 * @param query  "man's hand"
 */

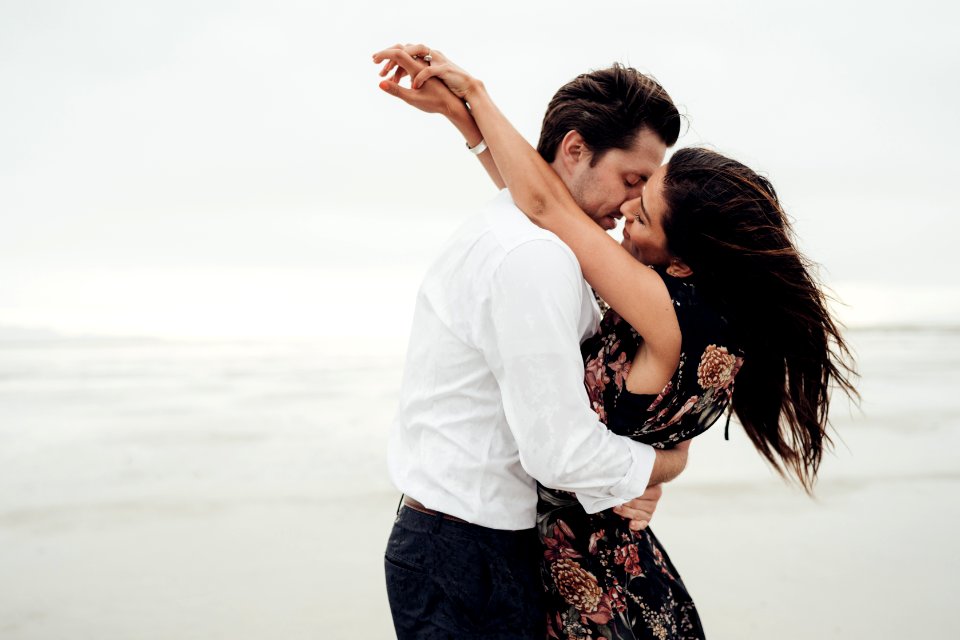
xmin=614 ymin=439 xmax=693 ymax=531
xmin=613 ymin=483 xmax=663 ymax=532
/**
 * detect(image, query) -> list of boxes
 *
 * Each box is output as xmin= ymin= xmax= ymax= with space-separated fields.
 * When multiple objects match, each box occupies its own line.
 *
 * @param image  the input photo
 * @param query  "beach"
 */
xmin=1 ymin=328 xmax=957 ymax=639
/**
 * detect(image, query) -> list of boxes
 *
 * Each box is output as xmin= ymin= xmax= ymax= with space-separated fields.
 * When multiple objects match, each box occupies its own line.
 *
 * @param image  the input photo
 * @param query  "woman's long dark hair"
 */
xmin=662 ymin=147 xmax=858 ymax=491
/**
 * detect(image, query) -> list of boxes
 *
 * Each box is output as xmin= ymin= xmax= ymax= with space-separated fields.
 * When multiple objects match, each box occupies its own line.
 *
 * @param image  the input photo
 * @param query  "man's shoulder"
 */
xmin=480 ymin=190 xmax=580 ymax=269
xmin=426 ymin=190 xmax=583 ymax=288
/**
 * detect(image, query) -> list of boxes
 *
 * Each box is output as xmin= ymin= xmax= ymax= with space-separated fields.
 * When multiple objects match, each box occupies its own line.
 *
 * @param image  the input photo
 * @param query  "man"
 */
xmin=374 ymin=45 xmax=685 ymax=639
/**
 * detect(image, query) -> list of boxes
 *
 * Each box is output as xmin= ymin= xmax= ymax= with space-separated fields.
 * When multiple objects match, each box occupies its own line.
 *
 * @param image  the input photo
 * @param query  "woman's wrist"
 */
xmin=462 ymin=78 xmax=485 ymax=106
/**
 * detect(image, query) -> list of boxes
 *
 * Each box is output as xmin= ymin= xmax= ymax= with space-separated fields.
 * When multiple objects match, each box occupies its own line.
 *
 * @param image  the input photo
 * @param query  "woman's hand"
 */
xmin=372 ymin=43 xmax=467 ymax=120
xmin=372 ymin=42 xmax=505 ymax=189
xmin=373 ymin=44 xmax=480 ymax=103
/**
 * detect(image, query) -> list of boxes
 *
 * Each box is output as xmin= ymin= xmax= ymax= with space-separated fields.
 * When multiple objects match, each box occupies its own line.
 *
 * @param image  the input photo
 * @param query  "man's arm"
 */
xmin=615 ymin=439 xmax=692 ymax=530
xmin=484 ymin=239 xmax=666 ymax=512
xmin=649 ymin=440 xmax=690 ymax=485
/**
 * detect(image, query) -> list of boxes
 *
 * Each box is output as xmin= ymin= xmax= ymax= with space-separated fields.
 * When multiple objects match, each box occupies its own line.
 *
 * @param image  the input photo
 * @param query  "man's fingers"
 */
xmin=378 ymin=79 xmax=414 ymax=103
xmin=642 ymin=483 xmax=663 ymax=500
xmin=612 ymin=504 xmax=653 ymax=522
xmin=372 ymin=48 xmax=405 ymax=66
xmin=373 ymin=44 xmax=402 ymax=65
xmin=379 ymin=60 xmax=397 ymax=77
xmin=620 ymin=494 xmax=659 ymax=511
xmin=377 ymin=45 xmax=404 ymax=77
xmin=373 ymin=48 xmax=425 ymax=82
xmin=613 ymin=504 xmax=650 ymax=531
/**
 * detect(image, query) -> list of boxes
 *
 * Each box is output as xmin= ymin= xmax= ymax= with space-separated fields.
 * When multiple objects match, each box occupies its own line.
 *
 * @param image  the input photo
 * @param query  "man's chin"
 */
xmin=598 ymin=216 xmax=619 ymax=231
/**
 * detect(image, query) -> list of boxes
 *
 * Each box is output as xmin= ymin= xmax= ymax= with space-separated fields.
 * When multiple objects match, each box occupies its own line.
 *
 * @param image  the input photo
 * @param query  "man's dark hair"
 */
xmin=536 ymin=63 xmax=681 ymax=165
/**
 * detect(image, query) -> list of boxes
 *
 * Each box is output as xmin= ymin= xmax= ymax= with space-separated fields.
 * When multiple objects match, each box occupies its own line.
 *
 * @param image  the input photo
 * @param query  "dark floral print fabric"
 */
xmin=539 ymin=267 xmax=744 ymax=640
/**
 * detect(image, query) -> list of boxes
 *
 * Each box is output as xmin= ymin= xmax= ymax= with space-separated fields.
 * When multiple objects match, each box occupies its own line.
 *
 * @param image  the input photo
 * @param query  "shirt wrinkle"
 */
xmin=387 ymin=189 xmax=655 ymax=529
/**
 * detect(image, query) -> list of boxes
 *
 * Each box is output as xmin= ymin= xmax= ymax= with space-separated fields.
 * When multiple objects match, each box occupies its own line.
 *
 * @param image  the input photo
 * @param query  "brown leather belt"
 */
xmin=402 ymin=496 xmax=468 ymax=523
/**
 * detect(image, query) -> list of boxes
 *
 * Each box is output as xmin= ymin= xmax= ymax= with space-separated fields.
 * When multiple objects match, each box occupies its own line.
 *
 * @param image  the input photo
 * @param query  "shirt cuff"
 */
xmin=575 ymin=441 xmax=656 ymax=514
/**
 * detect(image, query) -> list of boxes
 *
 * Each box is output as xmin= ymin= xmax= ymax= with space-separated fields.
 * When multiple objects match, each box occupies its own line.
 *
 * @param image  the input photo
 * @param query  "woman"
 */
xmin=373 ymin=46 xmax=857 ymax=639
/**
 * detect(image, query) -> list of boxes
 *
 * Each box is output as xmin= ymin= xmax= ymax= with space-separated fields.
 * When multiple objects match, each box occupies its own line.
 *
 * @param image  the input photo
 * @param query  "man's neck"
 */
xmin=548 ymin=158 xmax=574 ymax=193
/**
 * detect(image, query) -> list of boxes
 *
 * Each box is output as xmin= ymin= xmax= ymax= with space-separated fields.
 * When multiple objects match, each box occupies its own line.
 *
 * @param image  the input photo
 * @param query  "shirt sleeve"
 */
xmin=482 ymin=239 xmax=656 ymax=513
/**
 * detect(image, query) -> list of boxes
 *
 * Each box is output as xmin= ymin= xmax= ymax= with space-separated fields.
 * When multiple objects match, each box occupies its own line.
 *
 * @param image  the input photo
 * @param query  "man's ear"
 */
xmin=557 ymin=130 xmax=591 ymax=174
xmin=666 ymin=259 xmax=694 ymax=278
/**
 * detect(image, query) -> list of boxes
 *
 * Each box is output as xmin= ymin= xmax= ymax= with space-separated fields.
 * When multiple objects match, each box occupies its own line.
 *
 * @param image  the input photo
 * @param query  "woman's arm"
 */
xmin=376 ymin=46 xmax=679 ymax=355
xmin=374 ymin=48 xmax=505 ymax=189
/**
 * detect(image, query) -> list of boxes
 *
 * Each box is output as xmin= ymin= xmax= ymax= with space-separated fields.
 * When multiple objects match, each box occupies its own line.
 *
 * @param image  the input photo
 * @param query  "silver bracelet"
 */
xmin=466 ymin=138 xmax=487 ymax=155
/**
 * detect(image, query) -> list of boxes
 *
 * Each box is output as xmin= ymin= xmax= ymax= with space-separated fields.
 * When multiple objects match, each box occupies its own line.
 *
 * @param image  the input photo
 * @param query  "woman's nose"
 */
xmin=621 ymin=197 xmax=641 ymax=216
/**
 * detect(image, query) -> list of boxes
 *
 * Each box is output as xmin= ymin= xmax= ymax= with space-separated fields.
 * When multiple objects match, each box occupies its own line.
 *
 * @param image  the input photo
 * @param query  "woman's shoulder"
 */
xmin=653 ymin=266 xmax=742 ymax=360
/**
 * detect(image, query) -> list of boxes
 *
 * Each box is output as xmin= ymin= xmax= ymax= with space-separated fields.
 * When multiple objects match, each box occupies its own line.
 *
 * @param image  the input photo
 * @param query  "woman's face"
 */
xmin=620 ymin=164 xmax=672 ymax=266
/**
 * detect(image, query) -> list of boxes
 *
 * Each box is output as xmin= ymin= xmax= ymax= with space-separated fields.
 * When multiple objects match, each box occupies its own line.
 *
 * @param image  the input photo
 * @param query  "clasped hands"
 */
xmin=372 ymin=43 xmax=478 ymax=119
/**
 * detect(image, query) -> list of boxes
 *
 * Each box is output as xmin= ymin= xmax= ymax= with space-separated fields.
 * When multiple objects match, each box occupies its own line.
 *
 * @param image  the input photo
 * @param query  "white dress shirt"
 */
xmin=388 ymin=190 xmax=656 ymax=530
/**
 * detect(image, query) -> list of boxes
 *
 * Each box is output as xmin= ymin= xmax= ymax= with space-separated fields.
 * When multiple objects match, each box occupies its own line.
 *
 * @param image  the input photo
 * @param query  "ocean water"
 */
xmin=0 ymin=329 xmax=957 ymax=638
xmin=0 ymin=338 xmax=406 ymax=509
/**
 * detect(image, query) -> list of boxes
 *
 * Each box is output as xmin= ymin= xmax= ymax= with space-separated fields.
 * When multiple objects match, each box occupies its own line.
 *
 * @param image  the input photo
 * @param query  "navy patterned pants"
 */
xmin=384 ymin=504 xmax=544 ymax=639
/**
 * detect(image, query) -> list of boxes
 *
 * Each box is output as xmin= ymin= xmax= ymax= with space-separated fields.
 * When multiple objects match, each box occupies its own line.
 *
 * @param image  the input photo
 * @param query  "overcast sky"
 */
xmin=1 ymin=0 xmax=957 ymax=339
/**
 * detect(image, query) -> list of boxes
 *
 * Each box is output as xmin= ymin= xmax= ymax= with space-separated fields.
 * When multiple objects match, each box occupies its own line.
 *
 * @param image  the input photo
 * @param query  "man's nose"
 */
xmin=625 ymin=183 xmax=645 ymax=200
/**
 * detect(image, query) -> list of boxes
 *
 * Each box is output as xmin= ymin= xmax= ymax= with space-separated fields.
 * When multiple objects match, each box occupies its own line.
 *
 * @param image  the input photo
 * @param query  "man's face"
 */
xmin=566 ymin=127 xmax=667 ymax=231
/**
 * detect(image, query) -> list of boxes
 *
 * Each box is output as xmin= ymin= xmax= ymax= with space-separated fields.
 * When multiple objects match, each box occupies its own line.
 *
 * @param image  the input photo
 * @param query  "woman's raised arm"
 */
xmin=373 ymin=45 xmax=679 ymax=355
xmin=373 ymin=45 xmax=504 ymax=189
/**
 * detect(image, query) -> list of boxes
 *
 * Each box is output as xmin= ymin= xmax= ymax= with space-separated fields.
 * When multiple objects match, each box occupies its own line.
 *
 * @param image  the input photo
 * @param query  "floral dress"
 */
xmin=539 ymin=267 xmax=744 ymax=640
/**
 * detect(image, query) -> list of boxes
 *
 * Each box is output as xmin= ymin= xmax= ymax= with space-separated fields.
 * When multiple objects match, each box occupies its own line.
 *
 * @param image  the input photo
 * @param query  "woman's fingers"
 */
xmin=424 ymin=48 xmax=448 ymax=65
xmin=403 ymin=43 xmax=432 ymax=59
xmin=397 ymin=49 xmax=472 ymax=98
xmin=375 ymin=43 xmax=446 ymax=78
xmin=374 ymin=44 xmax=454 ymax=95
xmin=411 ymin=65 xmax=440 ymax=90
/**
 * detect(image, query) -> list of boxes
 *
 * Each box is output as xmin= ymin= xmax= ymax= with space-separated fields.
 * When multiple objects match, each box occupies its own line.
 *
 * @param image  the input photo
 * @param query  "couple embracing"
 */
xmin=374 ymin=44 xmax=855 ymax=640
